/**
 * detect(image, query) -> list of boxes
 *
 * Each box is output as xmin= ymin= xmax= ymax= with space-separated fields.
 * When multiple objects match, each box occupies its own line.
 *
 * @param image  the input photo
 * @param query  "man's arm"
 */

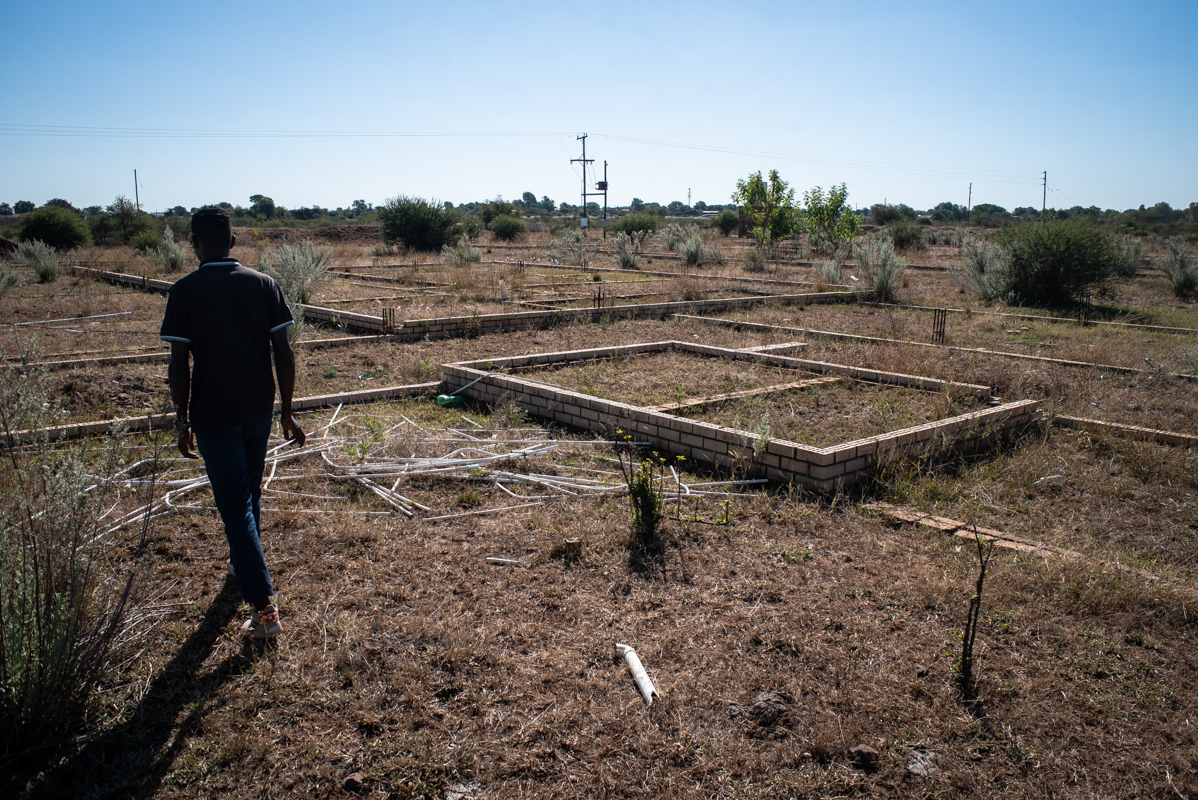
xmin=271 ymin=328 xmax=306 ymax=447
xmin=167 ymin=341 xmax=198 ymax=458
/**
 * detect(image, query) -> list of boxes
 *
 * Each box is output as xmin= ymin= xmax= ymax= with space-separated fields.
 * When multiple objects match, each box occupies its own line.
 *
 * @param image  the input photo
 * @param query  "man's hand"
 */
xmin=178 ymin=428 xmax=198 ymax=458
xmin=280 ymin=413 xmax=306 ymax=447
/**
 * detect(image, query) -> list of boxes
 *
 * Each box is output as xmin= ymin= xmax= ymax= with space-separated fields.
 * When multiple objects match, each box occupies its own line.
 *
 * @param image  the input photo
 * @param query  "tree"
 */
xmin=932 ymin=201 xmax=969 ymax=222
xmin=19 ymin=205 xmax=92 ymax=249
xmin=44 ymin=198 xmax=79 ymax=214
xmin=713 ymin=208 xmax=739 ymax=236
xmin=351 ymin=199 xmax=371 ymax=215
xmin=490 ymin=215 xmax=527 ymax=241
xmin=479 ymin=199 xmax=516 ymax=228
xmin=378 ymin=195 xmax=466 ymax=251
xmin=1000 ymin=219 xmax=1119 ymax=306
xmin=14 ymin=201 xmax=34 ymax=214
xmin=667 ymin=201 xmax=687 ymax=215
xmin=540 ymin=196 xmax=554 ymax=212
xmin=629 ymin=198 xmax=645 ymax=213
xmin=522 ymin=192 xmax=537 ymax=207
xmin=107 ymin=195 xmax=148 ymax=243
xmin=0 ymin=203 xmax=11 ymax=215
xmin=731 ymin=169 xmax=798 ymax=251
xmin=803 ymin=184 xmax=859 ymax=253
xmin=249 ymin=195 xmax=276 ymax=219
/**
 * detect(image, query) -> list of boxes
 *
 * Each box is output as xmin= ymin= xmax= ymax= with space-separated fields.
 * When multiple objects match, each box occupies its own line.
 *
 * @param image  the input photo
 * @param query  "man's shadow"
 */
xmin=20 ymin=576 xmax=265 ymax=800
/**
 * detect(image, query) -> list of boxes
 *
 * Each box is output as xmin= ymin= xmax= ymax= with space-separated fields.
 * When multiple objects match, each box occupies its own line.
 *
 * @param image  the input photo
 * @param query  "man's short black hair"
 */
xmin=191 ymin=205 xmax=232 ymax=248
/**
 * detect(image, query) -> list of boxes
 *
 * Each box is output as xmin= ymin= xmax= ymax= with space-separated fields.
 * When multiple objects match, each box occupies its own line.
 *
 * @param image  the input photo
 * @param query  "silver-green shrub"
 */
xmin=442 ymin=234 xmax=481 ymax=267
xmin=0 ymin=263 xmax=19 ymax=298
xmin=950 ymin=236 xmax=1010 ymax=302
xmin=1156 ymin=238 xmax=1197 ymax=298
xmin=612 ymin=232 xmax=639 ymax=269
xmin=662 ymin=223 xmax=689 ymax=253
xmin=0 ymin=349 xmax=153 ymax=753
xmin=260 ymin=239 xmax=333 ymax=341
xmin=853 ymin=233 xmax=908 ymax=303
xmin=553 ymin=230 xmax=594 ymax=268
xmin=156 ymin=225 xmax=187 ymax=274
xmin=1112 ymin=235 xmax=1145 ymax=279
xmin=14 ymin=240 xmax=60 ymax=283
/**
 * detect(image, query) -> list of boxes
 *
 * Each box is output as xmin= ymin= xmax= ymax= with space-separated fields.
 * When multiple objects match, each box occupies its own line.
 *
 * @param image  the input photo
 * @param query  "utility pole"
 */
xmin=600 ymin=161 xmax=609 ymax=239
xmin=571 ymin=134 xmax=594 ymax=237
xmin=134 ymin=169 xmax=140 ymax=211
xmin=1042 ymin=171 xmax=1047 ymax=218
xmin=967 ymin=183 xmax=971 ymax=213
xmin=688 ymin=188 xmax=691 ymax=208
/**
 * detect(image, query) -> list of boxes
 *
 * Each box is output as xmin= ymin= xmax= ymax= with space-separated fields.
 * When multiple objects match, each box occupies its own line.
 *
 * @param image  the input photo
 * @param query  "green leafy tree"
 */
xmin=521 ymin=191 xmax=537 ymax=207
xmin=479 ymin=199 xmax=516 ymax=228
xmin=629 ymin=198 xmax=645 ymax=213
xmin=106 ymin=195 xmax=148 ymax=243
xmin=490 ymin=214 xmax=527 ymax=241
xmin=13 ymin=201 xmax=35 ymax=214
xmin=713 ymin=208 xmax=739 ymax=236
xmin=19 ymin=205 xmax=91 ymax=249
xmin=0 ymin=203 xmax=11 ymax=215
xmin=44 ymin=198 xmax=79 ymax=214
xmin=803 ymin=184 xmax=859 ymax=253
xmin=378 ymin=195 xmax=466 ymax=251
xmin=249 ymin=194 xmax=276 ymax=219
xmin=731 ymin=169 xmax=797 ymax=250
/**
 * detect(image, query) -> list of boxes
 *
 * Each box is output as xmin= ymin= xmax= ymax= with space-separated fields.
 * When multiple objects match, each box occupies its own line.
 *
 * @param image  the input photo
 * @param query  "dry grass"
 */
xmin=3 ymin=233 xmax=1198 ymax=799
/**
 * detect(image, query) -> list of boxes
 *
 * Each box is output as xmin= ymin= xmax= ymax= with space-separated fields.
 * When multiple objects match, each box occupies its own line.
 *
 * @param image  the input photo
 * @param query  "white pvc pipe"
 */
xmin=615 ymin=643 xmax=658 ymax=705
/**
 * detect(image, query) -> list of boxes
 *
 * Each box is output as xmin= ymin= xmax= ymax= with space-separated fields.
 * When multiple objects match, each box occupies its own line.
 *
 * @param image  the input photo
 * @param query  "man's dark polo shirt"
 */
xmin=159 ymin=260 xmax=293 ymax=431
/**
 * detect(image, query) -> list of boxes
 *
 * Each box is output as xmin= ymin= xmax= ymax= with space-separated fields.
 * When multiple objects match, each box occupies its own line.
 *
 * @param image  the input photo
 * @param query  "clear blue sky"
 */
xmin=3 ymin=0 xmax=1195 ymax=214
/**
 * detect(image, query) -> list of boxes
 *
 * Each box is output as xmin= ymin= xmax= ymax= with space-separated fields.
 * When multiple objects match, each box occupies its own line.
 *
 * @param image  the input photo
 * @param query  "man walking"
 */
xmin=160 ymin=205 xmax=305 ymax=638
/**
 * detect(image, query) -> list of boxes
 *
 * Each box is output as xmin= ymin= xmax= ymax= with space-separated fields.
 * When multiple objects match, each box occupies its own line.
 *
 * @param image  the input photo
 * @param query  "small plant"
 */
xmin=1112 ymin=235 xmax=1145 ymax=279
xmin=743 ymin=248 xmax=766 ymax=273
xmin=0 ymin=348 xmax=156 ymax=754
xmin=950 ymin=236 xmax=1010 ymax=302
xmin=129 ymin=228 xmax=161 ymax=253
xmin=155 ymin=224 xmax=187 ymax=273
xmin=816 ymin=259 xmax=841 ymax=285
xmin=14 ymin=239 xmax=60 ymax=283
xmin=260 ymin=239 xmax=334 ymax=341
xmin=680 ymin=233 xmax=721 ymax=267
xmin=612 ymin=232 xmax=639 ymax=269
xmin=886 ymin=218 xmax=926 ymax=252
xmin=553 ymin=230 xmax=594 ymax=267
xmin=615 ymin=436 xmax=669 ymax=574
xmin=442 ymin=234 xmax=481 ymax=267
xmin=489 ymin=214 xmax=527 ymax=242
xmin=662 ymin=223 xmax=690 ymax=252
xmin=1155 ymin=238 xmax=1197 ymax=298
xmin=853 ymin=233 xmax=907 ymax=303
xmin=0 ymin=263 xmax=19 ymax=298
xmin=958 ymin=529 xmax=995 ymax=703
xmin=322 ymin=364 xmax=338 ymax=379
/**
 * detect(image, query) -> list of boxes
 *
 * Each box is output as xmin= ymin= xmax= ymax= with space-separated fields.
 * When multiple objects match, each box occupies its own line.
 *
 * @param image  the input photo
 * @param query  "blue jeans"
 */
xmin=195 ymin=415 xmax=275 ymax=603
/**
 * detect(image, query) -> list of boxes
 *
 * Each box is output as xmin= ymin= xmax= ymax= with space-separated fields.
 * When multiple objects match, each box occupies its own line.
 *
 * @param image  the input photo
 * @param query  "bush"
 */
xmin=14 ymin=240 xmax=60 ymax=283
xmin=1112 ymin=236 xmax=1145 ymax=279
xmin=0 ymin=350 xmax=151 ymax=754
xmin=260 ymin=240 xmax=333 ymax=341
xmin=18 ymin=205 xmax=91 ymax=250
xmin=129 ymin=228 xmax=161 ymax=253
xmin=714 ymin=208 xmax=739 ymax=237
xmin=378 ymin=196 xmax=464 ymax=251
xmin=950 ymin=237 xmax=1009 ymax=301
xmin=1156 ymin=238 xmax=1197 ymax=298
xmin=1000 ymin=219 xmax=1119 ymax=306
xmin=853 ymin=234 xmax=907 ymax=303
xmin=610 ymin=213 xmax=661 ymax=238
xmin=489 ymin=214 xmax=527 ymax=242
xmin=612 ymin=232 xmax=639 ymax=269
xmin=553 ymin=230 xmax=594 ymax=267
xmin=816 ymin=258 xmax=841 ymax=285
xmin=886 ymin=219 xmax=926 ymax=252
xmin=156 ymin=225 xmax=187 ymax=273
xmin=680 ymin=234 xmax=723 ymax=267
xmin=743 ymin=248 xmax=766 ymax=273
xmin=0 ymin=263 xmax=19 ymax=298
xmin=662 ymin=223 xmax=689 ymax=252
xmin=442 ymin=234 xmax=481 ymax=267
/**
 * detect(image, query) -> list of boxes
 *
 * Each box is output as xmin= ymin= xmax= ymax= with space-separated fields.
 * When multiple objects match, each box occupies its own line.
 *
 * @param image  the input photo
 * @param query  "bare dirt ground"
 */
xmin=3 ymin=232 xmax=1197 ymax=799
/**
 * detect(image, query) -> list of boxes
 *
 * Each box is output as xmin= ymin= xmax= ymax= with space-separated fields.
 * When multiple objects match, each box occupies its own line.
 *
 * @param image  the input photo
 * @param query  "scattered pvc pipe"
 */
xmin=615 ymin=643 xmax=658 ymax=705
